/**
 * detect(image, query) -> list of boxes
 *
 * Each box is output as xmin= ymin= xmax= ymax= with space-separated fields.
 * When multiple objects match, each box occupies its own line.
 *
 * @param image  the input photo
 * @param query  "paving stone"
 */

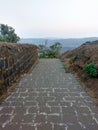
xmin=0 ymin=101 xmax=10 ymax=106
xmin=20 ymin=124 xmax=35 ymax=130
xmin=0 ymin=107 xmax=14 ymax=114
xmin=62 ymin=114 xmax=78 ymax=123
xmin=0 ymin=115 xmax=11 ymax=123
xmin=62 ymin=107 xmax=75 ymax=114
xmin=77 ymin=115 xmax=97 ymax=125
xmin=15 ymin=98 xmax=25 ymax=102
xmin=73 ymin=99 xmax=85 ymax=106
xmin=35 ymin=114 xmax=46 ymax=123
xmin=39 ymin=106 xmax=50 ymax=114
xmin=67 ymin=123 xmax=84 ymax=130
xmin=84 ymin=124 xmax=98 ymax=130
xmin=47 ymin=115 xmax=61 ymax=123
xmin=11 ymin=114 xmax=24 ymax=123
xmin=37 ymin=123 xmax=52 ymax=130
xmin=38 ymin=92 xmax=48 ymax=97
xmin=69 ymin=93 xmax=81 ymax=97
xmin=50 ymin=106 xmax=60 ymax=113
xmin=29 ymin=106 xmax=38 ymax=114
xmin=28 ymin=92 xmax=38 ymax=97
xmin=36 ymin=99 xmax=46 ymax=106
xmin=11 ymin=93 xmax=20 ymax=97
xmin=47 ymin=101 xmax=60 ymax=107
xmin=54 ymin=124 xmax=66 ymax=130
xmin=60 ymin=102 xmax=71 ymax=107
xmin=54 ymin=92 xmax=69 ymax=97
xmin=0 ymin=59 xmax=98 ymax=129
xmin=54 ymin=88 xmax=69 ymax=92
xmin=74 ymin=106 xmax=91 ymax=114
xmin=43 ymin=96 xmax=55 ymax=102
xmin=0 ymin=124 xmax=20 ymax=130
xmin=25 ymin=96 xmax=36 ymax=101
xmin=22 ymin=114 xmax=34 ymax=123
xmin=13 ymin=106 xmax=26 ymax=115
xmin=10 ymin=101 xmax=23 ymax=106
xmin=24 ymin=101 xmax=37 ymax=106
xmin=5 ymin=97 xmax=17 ymax=102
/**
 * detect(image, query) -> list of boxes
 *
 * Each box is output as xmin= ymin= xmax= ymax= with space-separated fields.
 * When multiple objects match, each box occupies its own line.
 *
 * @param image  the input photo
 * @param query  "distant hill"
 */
xmin=19 ymin=37 xmax=98 ymax=53
xmin=19 ymin=37 xmax=98 ymax=47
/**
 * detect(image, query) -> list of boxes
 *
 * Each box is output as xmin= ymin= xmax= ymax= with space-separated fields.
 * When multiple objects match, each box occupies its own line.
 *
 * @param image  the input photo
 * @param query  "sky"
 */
xmin=0 ymin=0 xmax=98 ymax=38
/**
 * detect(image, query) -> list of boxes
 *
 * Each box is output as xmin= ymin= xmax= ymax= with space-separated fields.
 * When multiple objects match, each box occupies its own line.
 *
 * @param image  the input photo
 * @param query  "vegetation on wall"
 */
xmin=83 ymin=63 xmax=98 ymax=77
xmin=69 ymin=56 xmax=76 ymax=64
xmin=0 ymin=24 xmax=20 ymax=43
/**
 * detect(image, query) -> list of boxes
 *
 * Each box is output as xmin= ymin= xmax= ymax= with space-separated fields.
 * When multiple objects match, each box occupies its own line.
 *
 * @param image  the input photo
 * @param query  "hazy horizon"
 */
xmin=0 ymin=0 xmax=98 ymax=38
xmin=20 ymin=36 xmax=98 ymax=39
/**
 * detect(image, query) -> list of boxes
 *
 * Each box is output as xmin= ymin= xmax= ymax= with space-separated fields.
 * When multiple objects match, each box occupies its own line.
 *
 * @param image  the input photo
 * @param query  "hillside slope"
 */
xmin=61 ymin=41 xmax=98 ymax=104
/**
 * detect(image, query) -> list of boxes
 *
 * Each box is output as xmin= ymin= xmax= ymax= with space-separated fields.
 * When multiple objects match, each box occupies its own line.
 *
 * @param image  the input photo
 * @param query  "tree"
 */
xmin=38 ymin=44 xmax=46 ymax=52
xmin=38 ymin=42 xmax=62 ymax=58
xmin=50 ymin=42 xmax=62 ymax=51
xmin=0 ymin=24 xmax=20 ymax=43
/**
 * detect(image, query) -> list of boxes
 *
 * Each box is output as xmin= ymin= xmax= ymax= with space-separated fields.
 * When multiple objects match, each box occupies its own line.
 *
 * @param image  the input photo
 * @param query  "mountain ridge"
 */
xmin=19 ymin=37 xmax=98 ymax=53
xmin=19 ymin=37 xmax=98 ymax=47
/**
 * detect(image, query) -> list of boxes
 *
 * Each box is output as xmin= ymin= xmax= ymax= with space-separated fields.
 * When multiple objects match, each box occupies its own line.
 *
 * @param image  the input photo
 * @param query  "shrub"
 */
xmin=38 ymin=42 xmax=62 ymax=58
xmin=83 ymin=63 xmax=97 ymax=77
xmin=69 ymin=56 xmax=76 ymax=64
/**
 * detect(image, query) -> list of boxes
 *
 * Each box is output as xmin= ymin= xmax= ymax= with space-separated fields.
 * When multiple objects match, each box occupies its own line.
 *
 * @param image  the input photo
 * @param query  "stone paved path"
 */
xmin=0 ymin=59 xmax=98 ymax=130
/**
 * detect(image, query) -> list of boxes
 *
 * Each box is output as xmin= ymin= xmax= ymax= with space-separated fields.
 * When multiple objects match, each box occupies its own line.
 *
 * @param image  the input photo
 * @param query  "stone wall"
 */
xmin=0 ymin=43 xmax=38 ymax=95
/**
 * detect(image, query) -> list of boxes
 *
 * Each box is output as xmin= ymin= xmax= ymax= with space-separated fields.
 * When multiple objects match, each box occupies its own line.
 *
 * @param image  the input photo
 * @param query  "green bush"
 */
xmin=83 ymin=63 xmax=97 ymax=77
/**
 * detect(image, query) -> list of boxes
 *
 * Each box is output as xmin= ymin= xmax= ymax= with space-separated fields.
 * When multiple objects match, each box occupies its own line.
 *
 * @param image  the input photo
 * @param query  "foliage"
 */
xmin=83 ymin=63 xmax=97 ymax=77
xmin=50 ymin=42 xmax=62 ymax=51
xmin=47 ymin=50 xmax=60 ymax=58
xmin=38 ymin=44 xmax=46 ymax=52
xmin=69 ymin=56 xmax=76 ymax=64
xmin=38 ymin=42 xmax=62 ymax=58
xmin=0 ymin=24 xmax=20 ymax=43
